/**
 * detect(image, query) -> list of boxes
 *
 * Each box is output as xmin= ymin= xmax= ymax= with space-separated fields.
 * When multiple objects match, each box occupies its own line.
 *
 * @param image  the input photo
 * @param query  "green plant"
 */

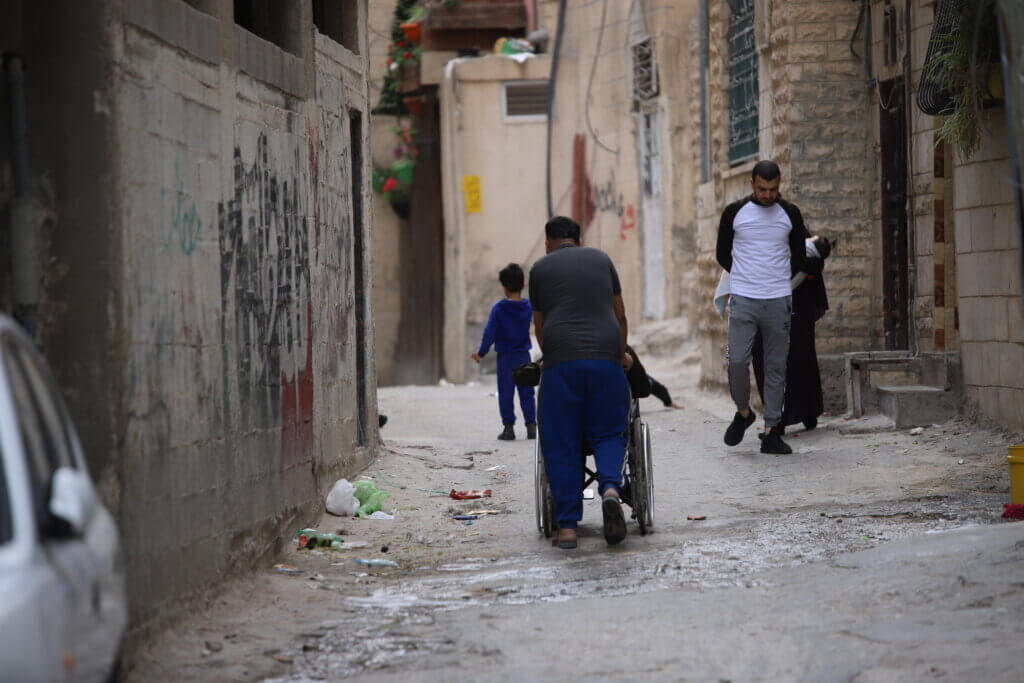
xmin=923 ymin=0 xmax=1001 ymax=160
xmin=372 ymin=122 xmax=421 ymax=210
xmin=373 ymin=0 xmax=422 ymax=115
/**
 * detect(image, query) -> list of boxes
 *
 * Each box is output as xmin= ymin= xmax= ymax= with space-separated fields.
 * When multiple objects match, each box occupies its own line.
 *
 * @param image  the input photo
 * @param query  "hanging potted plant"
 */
xmin=372 ymin=122 xmax=420 ymax=219
xmin=921 ymin=0 xmax=1003 ymax=160
xmin=402 ymin=94 xmax=427 ymax=118
xmin=375 ymin=170 xmax=412 ymax=219
xmin=399 ymin=6 xmax=426 ymax=45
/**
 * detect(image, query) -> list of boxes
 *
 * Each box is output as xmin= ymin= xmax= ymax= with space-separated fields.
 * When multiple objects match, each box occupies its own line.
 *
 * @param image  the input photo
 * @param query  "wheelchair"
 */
xmin=533 ymin=395 xmax=655 ymax=538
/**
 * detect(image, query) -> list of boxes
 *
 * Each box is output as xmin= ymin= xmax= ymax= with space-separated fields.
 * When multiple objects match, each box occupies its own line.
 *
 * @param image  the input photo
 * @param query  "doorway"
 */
xmin=639 ymin=106 xmax=666 ymax=320
xmin=879 ymin=78 xmax=910 ymax=350
xmin=350 ymin=110 xmax=368 ymax=444
xmin=392 ymin=91 xmax=445 ymax=384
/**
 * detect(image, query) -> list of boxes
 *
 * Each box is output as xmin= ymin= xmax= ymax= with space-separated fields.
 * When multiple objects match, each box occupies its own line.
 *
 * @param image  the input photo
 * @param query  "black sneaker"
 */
xmin=526 ymin=422 xmax=537 ymax=439
xmin=803 ymin=417 xmax=818 ymax=431
xmin=760 ymin=426 xmax=793 ymax=454
xmin=724 ymin=410 xmax=756 ymax=446
xmin=497 ymin=424 xmax=515 ymax=441
xmin=601 ymin=495 xmax=627 ymax=545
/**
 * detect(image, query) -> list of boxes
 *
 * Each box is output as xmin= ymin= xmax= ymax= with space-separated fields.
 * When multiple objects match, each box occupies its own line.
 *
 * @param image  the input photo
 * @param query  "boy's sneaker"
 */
xmin=526 ymin=423 xmax=537 ymax=439
xmin=724 ymin=410 xmax=756 ymax=446
xmin=760 ymin=426 xmax=793 ymax=454
xmin=498 ymin=424 xmax=515 ymax=440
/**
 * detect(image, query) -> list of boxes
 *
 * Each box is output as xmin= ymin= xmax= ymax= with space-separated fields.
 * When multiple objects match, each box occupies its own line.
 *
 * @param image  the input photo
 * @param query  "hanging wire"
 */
xmin=585 ymin=0 xmax=619 ymax=157
xmin=849 ymin=0 xmax=867 ymax=60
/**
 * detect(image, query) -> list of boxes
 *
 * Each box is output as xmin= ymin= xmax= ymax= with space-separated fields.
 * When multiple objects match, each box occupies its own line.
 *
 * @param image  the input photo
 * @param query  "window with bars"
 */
xmin=728 ymin=0 xmax=758 ymax=163
xmin=632 ymin=37 xmax=659 ymax=102
xmin=503 ymin=82 xmax=548 ymax=119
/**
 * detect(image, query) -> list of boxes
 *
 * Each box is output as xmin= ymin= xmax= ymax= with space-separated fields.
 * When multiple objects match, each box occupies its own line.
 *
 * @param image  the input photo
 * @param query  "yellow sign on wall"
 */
xmin=462 ymin=175 xmax=482 ymax=214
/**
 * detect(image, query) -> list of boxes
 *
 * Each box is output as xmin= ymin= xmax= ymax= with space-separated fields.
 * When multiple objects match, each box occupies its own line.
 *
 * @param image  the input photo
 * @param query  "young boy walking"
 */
xmin=472 ymin=263 xmax=537 ymax=440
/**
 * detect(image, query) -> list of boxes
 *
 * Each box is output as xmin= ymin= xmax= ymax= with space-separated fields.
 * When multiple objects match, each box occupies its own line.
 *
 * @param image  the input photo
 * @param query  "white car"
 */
xmin=0 ymin=314 xmax=127 ymax=682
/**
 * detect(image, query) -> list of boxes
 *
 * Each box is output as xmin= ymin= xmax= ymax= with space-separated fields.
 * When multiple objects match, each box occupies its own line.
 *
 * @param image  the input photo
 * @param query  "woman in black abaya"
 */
xmin=753 ymin=234 xmax=831 ymax=434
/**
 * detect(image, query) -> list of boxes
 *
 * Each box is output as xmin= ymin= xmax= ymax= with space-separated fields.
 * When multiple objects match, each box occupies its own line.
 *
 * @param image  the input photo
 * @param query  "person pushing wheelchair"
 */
xmin=528 ymin=216 xmax=632 ymax=550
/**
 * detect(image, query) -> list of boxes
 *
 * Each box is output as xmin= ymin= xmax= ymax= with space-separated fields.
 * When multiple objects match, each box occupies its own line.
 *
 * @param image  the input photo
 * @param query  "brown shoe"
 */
xmin=551 ymin=528 xmax=577 ymax=549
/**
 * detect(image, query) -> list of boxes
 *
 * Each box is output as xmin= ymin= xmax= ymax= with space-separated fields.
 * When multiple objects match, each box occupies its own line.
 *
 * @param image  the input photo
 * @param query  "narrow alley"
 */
xmin=126 ymin=330 xmax=1024 ymax=682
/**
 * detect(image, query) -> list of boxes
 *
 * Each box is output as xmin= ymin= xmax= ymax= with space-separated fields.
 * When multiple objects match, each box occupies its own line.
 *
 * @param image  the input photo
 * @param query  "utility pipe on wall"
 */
xmin=4 ymin=53 xmax=39 ymax=337
xmin=545 ymin=0 xmax=567 ymax=219
xmin=903 ymin=0 xmax=918 ymax=356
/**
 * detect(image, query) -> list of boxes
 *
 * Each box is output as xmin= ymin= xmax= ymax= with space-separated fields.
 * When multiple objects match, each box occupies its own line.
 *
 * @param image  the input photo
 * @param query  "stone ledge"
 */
xmin=125 ymin=0 xmax=221 ymax=65
xmin=235 ymin=25 xmax=306 ymax=99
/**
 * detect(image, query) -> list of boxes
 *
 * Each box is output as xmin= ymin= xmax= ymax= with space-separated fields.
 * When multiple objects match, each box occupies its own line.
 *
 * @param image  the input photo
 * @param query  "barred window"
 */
xmin=632 ymin=37 xmax=659 ymax=102
xmin=727 ymin=0 xmax=758 ymax=163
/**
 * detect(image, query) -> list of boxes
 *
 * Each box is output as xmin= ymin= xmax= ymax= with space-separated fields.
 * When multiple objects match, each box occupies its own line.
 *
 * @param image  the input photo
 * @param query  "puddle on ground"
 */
xmin=264 ymin=494 xmax=1002 ymax=680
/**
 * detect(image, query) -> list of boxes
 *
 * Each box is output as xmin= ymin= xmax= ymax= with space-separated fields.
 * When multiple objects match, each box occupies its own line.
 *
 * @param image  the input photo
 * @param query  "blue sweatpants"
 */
xmin=539 ymin=359 xmax=630 ymax=529
xmin=496 ymin=350 xmax=536 ymax=425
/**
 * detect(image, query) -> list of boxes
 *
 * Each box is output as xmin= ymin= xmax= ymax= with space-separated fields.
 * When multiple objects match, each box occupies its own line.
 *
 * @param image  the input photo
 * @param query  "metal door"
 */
xmin=879 ymin=78 xmax=910 ymax=350
xmin=639 ymin=107 xmax=665 ymax=320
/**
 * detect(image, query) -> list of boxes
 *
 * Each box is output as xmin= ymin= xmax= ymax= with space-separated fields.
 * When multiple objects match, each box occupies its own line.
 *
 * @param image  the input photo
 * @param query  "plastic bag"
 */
xmin=354 ymin=480 xmax=389 ymax=518
xmin=326 ymin=478 xmax=359 ymax=516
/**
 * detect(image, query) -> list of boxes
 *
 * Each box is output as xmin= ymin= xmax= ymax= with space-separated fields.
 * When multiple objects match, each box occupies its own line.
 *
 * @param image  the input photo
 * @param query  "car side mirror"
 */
xmin=48 ymin=467 xmax=96 ymax=538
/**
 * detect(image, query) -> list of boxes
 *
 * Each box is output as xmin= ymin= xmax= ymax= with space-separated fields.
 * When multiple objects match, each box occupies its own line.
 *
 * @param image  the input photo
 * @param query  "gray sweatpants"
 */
xmin=727 ymin=294 xmax=791 ymax=428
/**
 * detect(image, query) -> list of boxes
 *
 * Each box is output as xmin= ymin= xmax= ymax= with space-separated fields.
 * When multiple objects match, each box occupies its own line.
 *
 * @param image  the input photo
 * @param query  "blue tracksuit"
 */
xmin=477 ymin=298 xmax=536 ymax=425
xmin=539 ymin=359 xmax=629 ymax=529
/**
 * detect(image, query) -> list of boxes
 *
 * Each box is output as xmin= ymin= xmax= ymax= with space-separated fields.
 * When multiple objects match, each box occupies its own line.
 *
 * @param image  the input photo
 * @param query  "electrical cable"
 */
xmin=850 ymin=0 xmax=867 ymax=60
xmin=546 ymin=0 xmax=568 ymax=219
xmin=585 ymin=0 xmax=619 ymax=157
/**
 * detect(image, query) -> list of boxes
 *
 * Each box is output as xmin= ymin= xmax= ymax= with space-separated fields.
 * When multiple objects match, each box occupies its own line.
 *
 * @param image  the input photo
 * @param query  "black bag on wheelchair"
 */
xmin=513 ymin=361 xmax=541 ymax=387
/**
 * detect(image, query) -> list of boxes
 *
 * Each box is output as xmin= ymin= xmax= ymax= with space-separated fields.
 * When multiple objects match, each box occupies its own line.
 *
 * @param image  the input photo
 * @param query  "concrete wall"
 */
xmin=440 ymin=54 xmax=552 ymax=381
xmin=4 ymin=0 xmax=377 ymax=637
xmin=368 ymin=0 xmax=403 ymax=386
xmin=954 ymin=118 xmax=1024 ymax=430
xmin=437 ymin=0 xmax=699 ymax=383
xmin=0 ymin=0 xmax=119 ymax=480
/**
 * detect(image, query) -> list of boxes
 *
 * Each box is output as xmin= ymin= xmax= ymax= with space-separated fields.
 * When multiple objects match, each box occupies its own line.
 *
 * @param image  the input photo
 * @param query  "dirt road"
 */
xmin=125 ymin=339 xmax=1022 ymax=681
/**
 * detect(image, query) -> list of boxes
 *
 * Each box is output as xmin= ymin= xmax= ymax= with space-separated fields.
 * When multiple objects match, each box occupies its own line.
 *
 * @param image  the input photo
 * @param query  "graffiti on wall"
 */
xmin=217 ymin=133 xmax=313 ymax=469
xmin=589 ymin=169 xmax=637 ymax=241
xmin=309 ymin=109 xmax=354 ymax=354
xmin=164 ymin=161 xmax=203 ymax=255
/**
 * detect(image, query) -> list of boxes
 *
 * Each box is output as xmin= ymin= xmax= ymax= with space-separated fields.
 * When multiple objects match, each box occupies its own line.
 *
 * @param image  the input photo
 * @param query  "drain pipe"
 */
xmin=545 ymin=0 xmax=567 ymax=219
xmin=903 ymin=0 xmax=918 ymax=356
xmin=5 ymin=53 xmax=38 ymax=337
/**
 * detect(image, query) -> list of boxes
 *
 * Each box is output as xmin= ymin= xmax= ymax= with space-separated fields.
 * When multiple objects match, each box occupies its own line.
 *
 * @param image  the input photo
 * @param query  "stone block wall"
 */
xmin=954 ymin=117 xmax=1024 ymax=431
xmin=698 ymin=0 xmax=876 ymax=389
xmin=780 ymin=0 xmax=874 ymax=354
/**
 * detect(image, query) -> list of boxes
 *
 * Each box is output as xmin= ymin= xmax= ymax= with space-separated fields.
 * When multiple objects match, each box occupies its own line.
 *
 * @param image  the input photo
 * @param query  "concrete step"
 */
xmin=877 ymin=385 xmax=960 ymax=429
xmin=836 ymin=414 xmax=897 ymax=435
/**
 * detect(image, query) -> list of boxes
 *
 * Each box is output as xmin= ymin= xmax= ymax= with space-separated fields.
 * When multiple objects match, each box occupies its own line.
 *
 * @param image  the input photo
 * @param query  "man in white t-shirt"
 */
xmin=715 ymin=160 xmax=806 ymax=454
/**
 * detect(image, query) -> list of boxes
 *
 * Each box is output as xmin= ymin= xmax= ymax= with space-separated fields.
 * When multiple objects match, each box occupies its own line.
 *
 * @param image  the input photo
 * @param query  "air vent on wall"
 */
xmin=504 ymin=81 xmax=548 ymax=118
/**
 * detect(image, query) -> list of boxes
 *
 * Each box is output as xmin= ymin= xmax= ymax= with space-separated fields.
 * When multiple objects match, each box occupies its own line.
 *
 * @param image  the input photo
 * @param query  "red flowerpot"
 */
xmin=400 ymin=21 xmax=422 ymax=45
xmin=403 ymin=95 xmax=427 ymax=118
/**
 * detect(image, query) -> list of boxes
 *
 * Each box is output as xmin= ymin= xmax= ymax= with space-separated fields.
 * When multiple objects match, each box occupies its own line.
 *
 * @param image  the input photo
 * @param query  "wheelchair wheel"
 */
xmin=628 ymin=417 xmax=654 ymax=534
xmin=534 ymin=436 xmax=555 ymax=537
xmin=640 ymin=421 xmax=654 ymax=528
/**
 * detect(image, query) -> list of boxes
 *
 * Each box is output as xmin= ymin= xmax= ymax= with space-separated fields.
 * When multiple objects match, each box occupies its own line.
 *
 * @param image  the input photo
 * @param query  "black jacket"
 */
xmin=715 ymin=196 xmax=807 ymax=277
